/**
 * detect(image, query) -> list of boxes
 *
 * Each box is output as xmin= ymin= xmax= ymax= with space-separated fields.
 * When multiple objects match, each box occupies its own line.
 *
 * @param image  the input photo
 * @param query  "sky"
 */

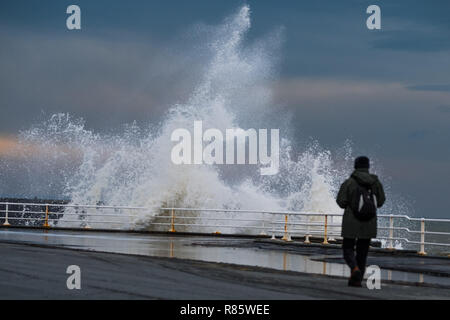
xmin=0 ymin=0 xmax=449 ymax=218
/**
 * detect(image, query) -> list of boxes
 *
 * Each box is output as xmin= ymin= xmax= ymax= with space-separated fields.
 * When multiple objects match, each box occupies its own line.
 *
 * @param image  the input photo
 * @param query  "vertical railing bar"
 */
xmin=418 ymin=218 xmax=426 ymax=255
xmin=43 ymin=205 xmax=50 ymax=228
xmin=304 ymin=214 xmax=311 ymax=244
xmin=388 ymin=214 xmax=394 ymax=250
xmin=259 ymin=212 xmax=267 ymax=236
xmin=168 ymin=207 xmax=176 ymax=232
xmin=3 ymin=202 xmax=11 ymax=226
xmin=322 ymin=214 xmax=329 ymax=245
xmin=270 ymin=212 xmax=276 ymax=240
xmin=281 ymin=214 xmax=292 ymax=241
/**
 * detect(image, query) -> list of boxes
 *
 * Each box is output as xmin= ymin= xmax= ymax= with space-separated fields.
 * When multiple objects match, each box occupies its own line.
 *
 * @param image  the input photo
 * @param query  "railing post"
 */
xmin=43 ymin=205 xmax=50 ymax=228
xmin=3 ymin=203 xmax=10 ymax=226
xmin=388 ymin=214 xmax=394 ymax=250
xmin=271 ymin=213 xmax=276 ymax=239
xmin=260 ymin=213 xmax=267 ymax=236
xmin=168 ymin=208 xmax=176 ymax=232
xmin=84 ymin=208 xmax=91 ymax=229
xmin=304 ymin=234 xmax=311 ymax=244
xmin=322 ymin=214 xmax=329 ymax=245
xmin=304 ymin=215 xmax=311 ymax=244
xmin=418 ymin=218 xmax=426 ymax=255
xmin=281 ymin=214 xmax=292 ymax=241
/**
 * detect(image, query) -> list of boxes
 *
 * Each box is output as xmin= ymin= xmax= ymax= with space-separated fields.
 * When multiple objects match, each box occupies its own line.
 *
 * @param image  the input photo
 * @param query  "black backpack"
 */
xmin=350 ymin=178 xmax=377 ymax=221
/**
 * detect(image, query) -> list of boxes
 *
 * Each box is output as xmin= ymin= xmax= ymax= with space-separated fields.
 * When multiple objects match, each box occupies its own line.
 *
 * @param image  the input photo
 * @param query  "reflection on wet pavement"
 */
xmin=0 ymin=228 xmax=448 ymax=287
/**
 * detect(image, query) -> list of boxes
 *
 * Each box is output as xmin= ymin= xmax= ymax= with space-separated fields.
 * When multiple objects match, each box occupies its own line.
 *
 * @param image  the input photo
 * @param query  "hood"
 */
xmin=351 ymin=169 xmax=378 ymax=187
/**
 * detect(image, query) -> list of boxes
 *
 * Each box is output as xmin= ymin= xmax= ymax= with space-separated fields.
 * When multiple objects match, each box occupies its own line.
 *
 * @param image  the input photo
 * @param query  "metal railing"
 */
xmin=1 ymin=201 xmax=449 ymax=256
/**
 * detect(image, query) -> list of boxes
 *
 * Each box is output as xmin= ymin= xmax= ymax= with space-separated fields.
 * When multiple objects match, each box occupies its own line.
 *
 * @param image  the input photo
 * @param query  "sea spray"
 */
xmin=3 ymin=6 xmax=405 ymax=237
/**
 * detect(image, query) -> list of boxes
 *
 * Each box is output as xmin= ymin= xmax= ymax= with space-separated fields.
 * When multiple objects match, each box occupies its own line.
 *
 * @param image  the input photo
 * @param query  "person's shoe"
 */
xmin=348 ymin=267 xmax=362 ymax=287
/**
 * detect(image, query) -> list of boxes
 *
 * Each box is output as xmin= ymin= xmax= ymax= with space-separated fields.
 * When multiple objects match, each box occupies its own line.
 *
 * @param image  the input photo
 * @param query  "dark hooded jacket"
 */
xmin=336 ymin=168 xmax=386 ymax=239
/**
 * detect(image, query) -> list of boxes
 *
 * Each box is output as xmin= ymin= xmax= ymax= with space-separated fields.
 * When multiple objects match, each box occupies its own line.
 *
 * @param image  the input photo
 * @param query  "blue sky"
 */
xmin=0 ymin=0 xmax=449 ymax=217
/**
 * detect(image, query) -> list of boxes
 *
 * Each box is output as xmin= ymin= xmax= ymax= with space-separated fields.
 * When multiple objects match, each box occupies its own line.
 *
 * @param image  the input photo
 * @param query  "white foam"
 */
xmin=18 ymin=6 xmax=353 ymax=232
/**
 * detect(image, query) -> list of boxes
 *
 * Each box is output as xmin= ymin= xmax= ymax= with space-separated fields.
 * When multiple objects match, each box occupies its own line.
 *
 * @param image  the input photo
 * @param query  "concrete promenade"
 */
xmin=0 ymin=241 xmax=449 ymax=299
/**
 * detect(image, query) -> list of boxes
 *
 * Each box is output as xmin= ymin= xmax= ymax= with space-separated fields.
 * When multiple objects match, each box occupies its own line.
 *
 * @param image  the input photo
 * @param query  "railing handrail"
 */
xmin=1 ymin=201 xmax=450 ymax=255
xmin=1 ymin=201 xmax=449 ymax=223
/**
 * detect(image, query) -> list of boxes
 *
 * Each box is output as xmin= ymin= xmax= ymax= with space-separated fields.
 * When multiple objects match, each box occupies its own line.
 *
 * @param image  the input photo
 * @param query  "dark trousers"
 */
xmin=343 ymin=238 xmax=371 ymax=275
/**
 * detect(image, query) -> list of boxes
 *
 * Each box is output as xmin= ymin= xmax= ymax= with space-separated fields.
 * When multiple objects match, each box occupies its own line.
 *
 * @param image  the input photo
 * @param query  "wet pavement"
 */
xmin=0 ymin=228 xmax=449 ymax=288
xmin=2 ymin=241 xmax=449 ymax=299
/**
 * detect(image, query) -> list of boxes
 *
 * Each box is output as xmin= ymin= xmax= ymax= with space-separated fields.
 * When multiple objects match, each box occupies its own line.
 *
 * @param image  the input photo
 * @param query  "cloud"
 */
xmin=370 ymin=30 xmax=450 ymax=52
xmin=0 ymin=27 xmax=206 ymax=133
xmin=1 ymin=1 xmax=450 ymax=217
xmin=0 ymin=136 xmax=25 ymax=158
xmin=273 ymin=78 xmax=450 ymax=110
xmin=0 ymin=135 xmax=79 ymax=159
xmin=272 ymin=77 xmax=450 ymax=162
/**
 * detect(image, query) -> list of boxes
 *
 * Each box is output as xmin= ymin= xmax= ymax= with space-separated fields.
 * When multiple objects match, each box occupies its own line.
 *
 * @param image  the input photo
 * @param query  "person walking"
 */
xmin=336 ymin=156 xmax=386 ymax=287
